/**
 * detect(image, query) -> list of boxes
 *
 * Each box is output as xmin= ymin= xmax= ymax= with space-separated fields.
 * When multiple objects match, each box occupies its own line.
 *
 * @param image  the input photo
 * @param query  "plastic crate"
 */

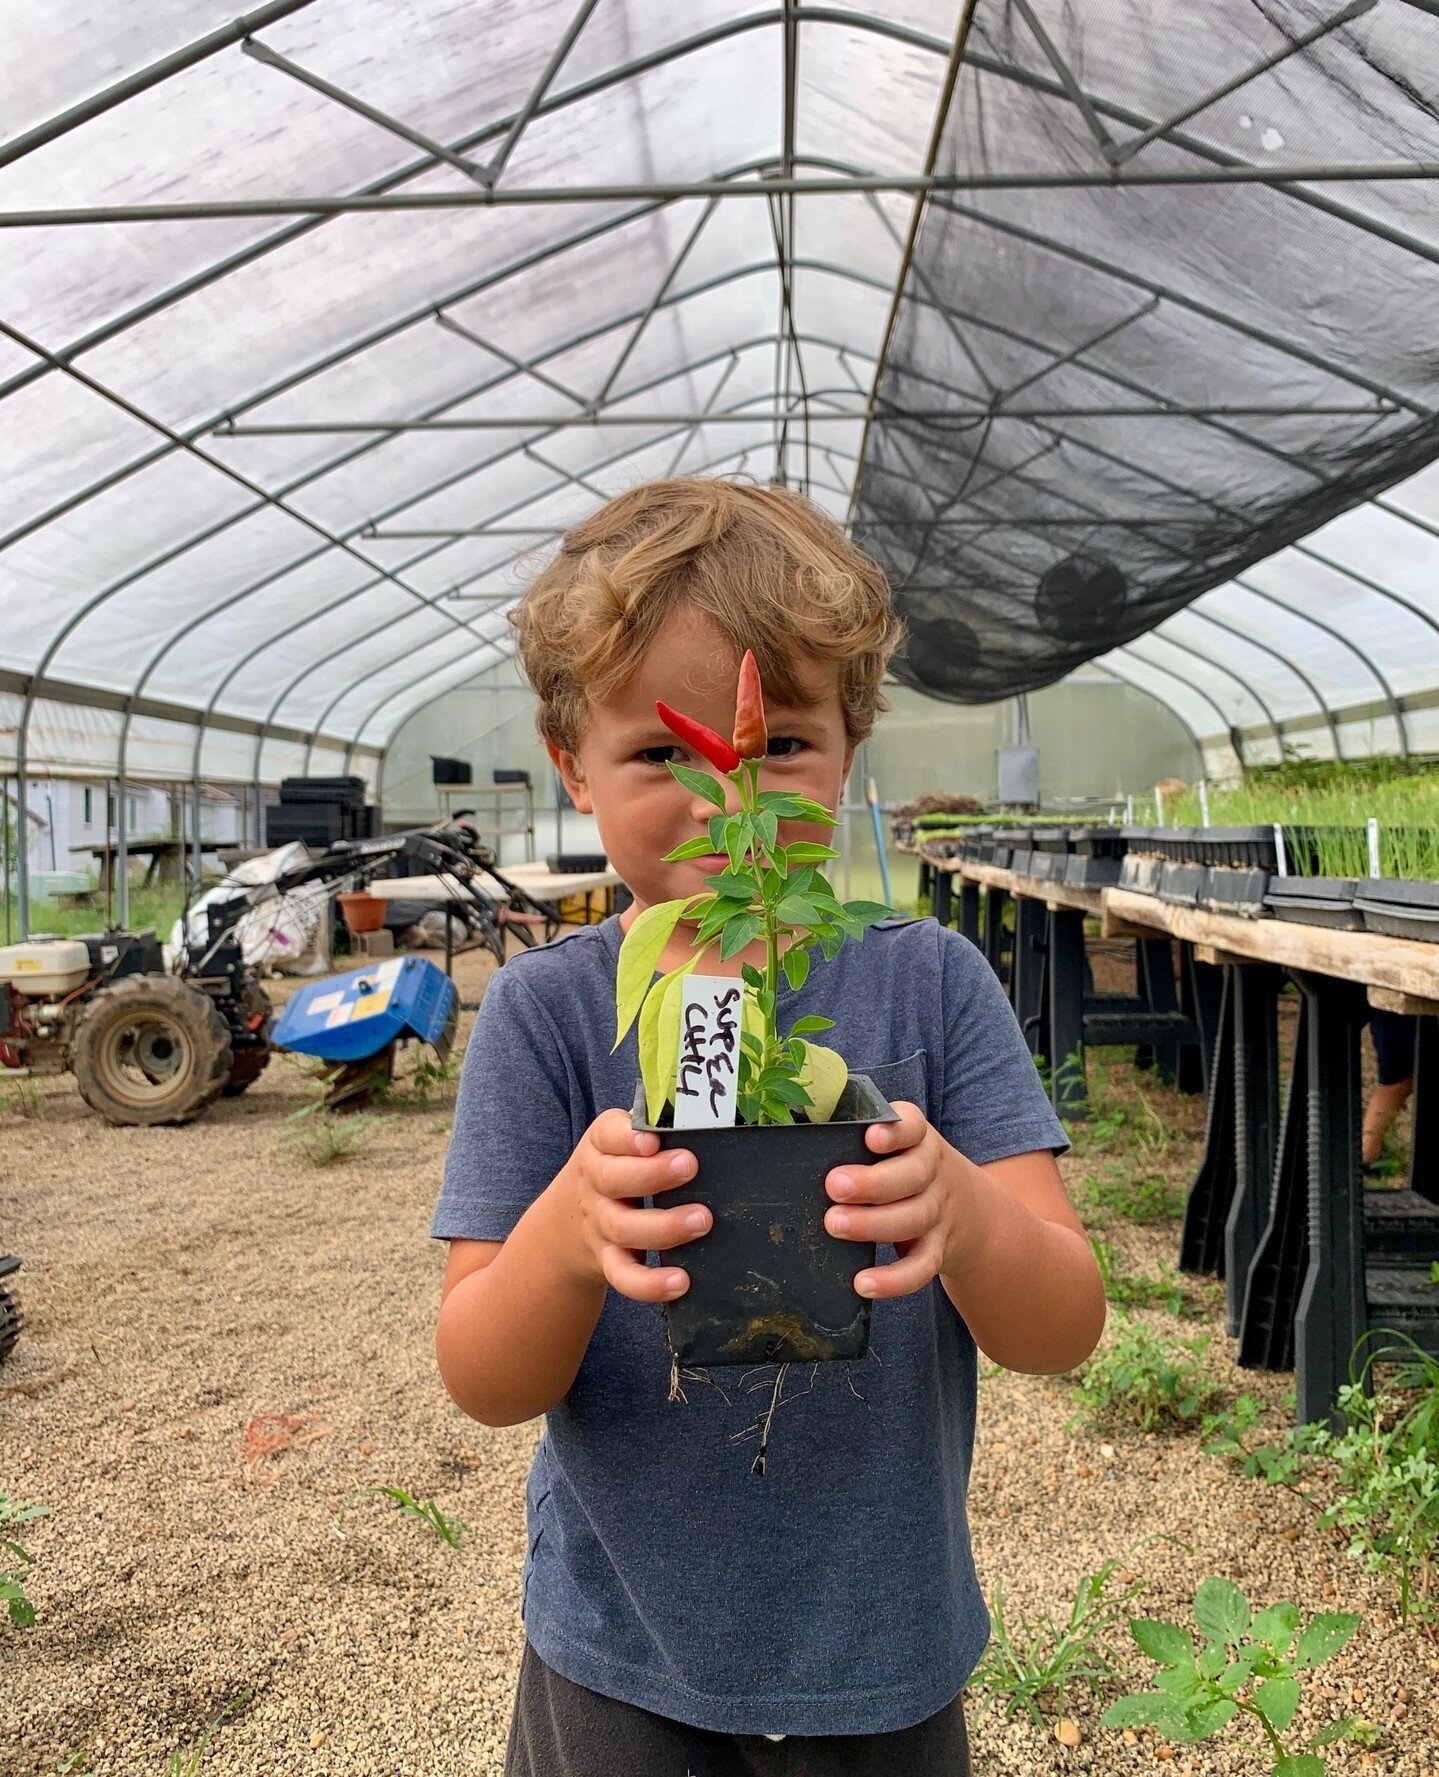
xmin=1265 ymin=878 xmax=1362 ymax=930
xmin=278 ymin=775 xmax=367 ymax=807
xmin=1355 ymin=879 xmax=1439 ymax=944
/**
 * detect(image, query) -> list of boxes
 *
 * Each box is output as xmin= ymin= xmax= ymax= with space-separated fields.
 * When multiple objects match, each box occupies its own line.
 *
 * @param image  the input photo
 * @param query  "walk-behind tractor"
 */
xmin=0 ymin=823 xmax=512 ymax=1127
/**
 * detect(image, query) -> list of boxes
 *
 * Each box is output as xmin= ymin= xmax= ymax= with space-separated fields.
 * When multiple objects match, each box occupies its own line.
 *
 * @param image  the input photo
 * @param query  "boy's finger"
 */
xmin=592 ymin=1110 xmax=660 ymax=1157
xmin=824 ymin=1193 xmax=938 ymax=1247
xmin=852 ymin=1231 xmax=944 ymax=1299
xmin=599 ymin=1245 xmax=689 ymax=1303
xmin=598 ymin=1149 xmax=697 ymax=1198
xmin=865 ymin=1102 xmax=926 ymax=1153
xmin=825 ymin=1149 xmax=928 ymax=1204
xmin=597 ymin=1200 xmax=712 ymax=1251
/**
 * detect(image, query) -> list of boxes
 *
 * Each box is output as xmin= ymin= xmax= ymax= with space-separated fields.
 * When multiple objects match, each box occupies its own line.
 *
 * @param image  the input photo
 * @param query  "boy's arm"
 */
xmin=435 ymin=1189 xmax=607 ymax=1429
xmin=937 ymin=1145 xmax=1105 ymax=1375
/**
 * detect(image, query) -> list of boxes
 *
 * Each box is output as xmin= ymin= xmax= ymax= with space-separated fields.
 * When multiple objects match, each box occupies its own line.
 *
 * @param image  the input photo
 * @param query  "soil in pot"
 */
xmin=1265 ymin=877 xmax=1362 ymax=930
xmin=633 ymin=1074 xmax=898 ymax=1367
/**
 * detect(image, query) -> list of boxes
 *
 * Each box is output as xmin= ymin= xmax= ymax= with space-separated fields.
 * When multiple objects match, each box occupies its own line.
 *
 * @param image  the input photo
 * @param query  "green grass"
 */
xmin=3 ymin=887 xmax=186 ymax=940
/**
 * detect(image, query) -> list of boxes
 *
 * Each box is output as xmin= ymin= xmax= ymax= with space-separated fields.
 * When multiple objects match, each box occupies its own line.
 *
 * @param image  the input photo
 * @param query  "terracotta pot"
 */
xmin=337 ymin=891 xmax=386 ymax=934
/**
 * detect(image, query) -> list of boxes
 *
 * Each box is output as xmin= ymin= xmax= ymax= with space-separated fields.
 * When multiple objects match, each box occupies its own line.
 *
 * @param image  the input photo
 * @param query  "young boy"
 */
xmin=431 ymin=478 xmax=1106 ymax=1776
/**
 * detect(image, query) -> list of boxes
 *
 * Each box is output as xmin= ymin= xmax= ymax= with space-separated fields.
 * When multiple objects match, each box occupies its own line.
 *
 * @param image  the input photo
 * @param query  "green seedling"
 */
xmin=1201 ymin=1394 xmax=1323 ymax=1492
xmin=1 ymin=1491 xmax=51 ymax=1630
xmin=1089 ymin=1235 xmax=1189 ymax=1317
xmin=0 ymin=1077 xmax=45 ymax=1119
xmin=1080 ymin=1163 xmax=1183 ymax=1226
xmin=1069 ymin=1316 xmax=1219 ymax=1433
xmin=966 ymin=1550 xmax=1152 ymax=1729
xmin=1102 ymin=1578 xmax=1360 ymax=1775
xmin=282 ymin=1102 xmax=381 ymax=1166
xmin=368 ymin=1484 xmax=467 ymax=1548
xmin=163 ymin=1692 xmax=253 ymax=1775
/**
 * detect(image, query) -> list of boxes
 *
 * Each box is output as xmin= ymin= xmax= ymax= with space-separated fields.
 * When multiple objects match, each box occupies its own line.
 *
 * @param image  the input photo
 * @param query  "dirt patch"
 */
xmin=2 ymin=944 xmax=1434 ymax=1773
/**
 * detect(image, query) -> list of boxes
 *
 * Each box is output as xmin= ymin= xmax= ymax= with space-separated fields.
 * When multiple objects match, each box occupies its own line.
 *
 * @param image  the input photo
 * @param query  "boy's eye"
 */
xmin=638 ymin=745 xmax=682 ymax=765
xmin=767 ymin=736 xmax=804 ymax=758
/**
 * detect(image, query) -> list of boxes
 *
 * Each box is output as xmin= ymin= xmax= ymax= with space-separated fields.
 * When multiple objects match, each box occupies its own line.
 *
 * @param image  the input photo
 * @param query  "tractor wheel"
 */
xmin=221 ymin=983 xmax=273 ymax=1096
xmin=221 ymin=1045 xmax=272 ymax=1096
xmin=70 ymin=974 xmax=232 ymax=1127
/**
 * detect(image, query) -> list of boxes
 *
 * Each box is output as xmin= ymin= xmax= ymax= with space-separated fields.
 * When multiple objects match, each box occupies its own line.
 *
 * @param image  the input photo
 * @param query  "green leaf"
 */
xmin=741 ymin=963 xmax=765 ymax=990
xmin=1294 ymin=1612 xmax=1359 ymax=1670
xmin=1194 ymin=1576 xmax=1251 ymax=1646
xmin=782 ymin=841 xmax=841 ymax=863
xmin=1173 ymin=1699 xmax=1238 ymax=1742
xmin=613 ymin=899 xmax=692 ymax=1050
xmin=725 ymin=820 xmax=748 ymax=870
xmin=1100 ymin=1693 xmax=1182 ymax=1729
xmin=1305 ymin=1715 xmax=1357 ymax=1749
xmin=1272 ymin=1757 xmax=1325 ymax=1777
xmin=708 ymin=813 xmax=729 ymax=852
xmin=782 ymin=795 xmax=839 ymax=825
xmin=781 ymin=945 xmax=810 ymax=991
xmin=1255 ymin=1677 xmax=1300 ymax=1734
xmin=670 ymin=763 xmax=727 ymax=808
xmin=1250 ymin=1601 xmax=1302 ymax=1655
xmin=707 ymin=870 xmax=758 ymax=902
xmin=842 ymin=898 xmax=897 ymax=927
xmin=1198 ymin=1642 xmax=1227 ymax=1680
xmin=1132 ymin=1619 xmax=1193 ymax=1666
xmin=663 ymin=836 xmax=719 ymax=861
xmin=788 ymin=1014 xmax=834 ymax=1036
xmin=776 ymin=895 xmax=822 ymax=927
xmin=719 ymin=912 xmax=763 ymax=961
xmin=754 ymin=791 xmax=808 ymax=815
xmin=767 ymin=1077 xmax=812 ymax=1108
xmin=753 ymin=810 xmax=779 ymax=851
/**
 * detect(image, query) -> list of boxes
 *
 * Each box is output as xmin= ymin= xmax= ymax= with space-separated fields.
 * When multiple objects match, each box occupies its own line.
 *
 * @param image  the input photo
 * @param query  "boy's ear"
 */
xmin=545 ymin=739 xmax=593 ymax=814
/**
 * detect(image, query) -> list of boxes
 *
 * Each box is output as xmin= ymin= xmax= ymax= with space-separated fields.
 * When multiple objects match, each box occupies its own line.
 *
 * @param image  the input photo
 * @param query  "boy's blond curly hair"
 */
xmin=509 ymin=477 xmax=905 ymax=754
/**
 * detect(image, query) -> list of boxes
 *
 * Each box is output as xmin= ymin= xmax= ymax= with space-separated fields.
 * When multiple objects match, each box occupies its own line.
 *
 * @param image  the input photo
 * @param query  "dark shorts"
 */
xmin=504 ymin=1643 xmax=973 ymax=1777
xmin=1369 ymin=1008 xmax=1417 ymax=1087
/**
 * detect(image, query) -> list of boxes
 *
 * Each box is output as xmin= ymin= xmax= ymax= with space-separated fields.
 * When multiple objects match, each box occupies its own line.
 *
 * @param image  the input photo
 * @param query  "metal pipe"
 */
xmin=479 ymin=0 xmax=604 ymax=187
xmin=1184 ymin=608 xmax=1344 ymax=759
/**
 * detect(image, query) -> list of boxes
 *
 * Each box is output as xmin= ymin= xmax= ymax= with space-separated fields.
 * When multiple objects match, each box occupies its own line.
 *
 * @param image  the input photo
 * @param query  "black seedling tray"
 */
xmin=1265 ymin=878 xmax=1362 ymax=931
xmin=1158 ymin=862 xmax=1207 ymax=908
xmin=1071 ymin=826 xmax=1126 ymax=859
xmin=1119 ymin=853 xmax=1163 ymax=896
xmin=1029 ymin=850 xmax=1067 ymax=881
xmin=1355 ymin=879 xmax=1439 ymax=945
xmin=1065 ymin=854 xmax=1122 ymax=889
xmin=1029 ymin=827 xmax=1071 ymax=855
xmin=1201 ymin=867 xmax=1272 ymax=919
xmin=1008 ymin=847 xmax=1036 ymax=878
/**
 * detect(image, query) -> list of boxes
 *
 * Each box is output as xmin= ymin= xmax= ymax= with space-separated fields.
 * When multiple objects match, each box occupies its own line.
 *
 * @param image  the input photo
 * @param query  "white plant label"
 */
xmin=672 ymin=975 xmax=742 ymax=1129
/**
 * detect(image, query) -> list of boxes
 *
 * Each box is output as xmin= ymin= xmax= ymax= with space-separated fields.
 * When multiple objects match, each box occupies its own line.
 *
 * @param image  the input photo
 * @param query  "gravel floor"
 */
xmin=2 ymin=942 xmax=1435 ymax=1775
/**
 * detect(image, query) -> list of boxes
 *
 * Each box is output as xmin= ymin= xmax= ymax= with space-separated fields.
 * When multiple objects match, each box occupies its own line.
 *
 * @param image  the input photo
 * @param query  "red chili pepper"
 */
xmin=731 ymin=648 xmax=768 ymax=760
xmin=655 ymin=701 xmax=740 ymax=774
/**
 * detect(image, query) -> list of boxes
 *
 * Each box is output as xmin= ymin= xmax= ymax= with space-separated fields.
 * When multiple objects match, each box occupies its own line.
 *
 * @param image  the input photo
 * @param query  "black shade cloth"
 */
xmin=853 ymin=0 xmax=1439 ymax=702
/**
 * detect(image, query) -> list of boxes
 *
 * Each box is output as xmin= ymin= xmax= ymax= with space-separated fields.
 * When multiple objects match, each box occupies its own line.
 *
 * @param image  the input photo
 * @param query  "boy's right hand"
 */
xmin=557 ymin=1109 xmax=710 ymax=1303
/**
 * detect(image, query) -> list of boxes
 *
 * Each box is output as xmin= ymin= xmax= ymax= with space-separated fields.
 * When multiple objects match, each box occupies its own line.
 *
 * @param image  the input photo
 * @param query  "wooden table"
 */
xmin=910 ymin=845 xmax=1439 ymax=1424
xmin=81 ymin=838 xmax=223 ymax=894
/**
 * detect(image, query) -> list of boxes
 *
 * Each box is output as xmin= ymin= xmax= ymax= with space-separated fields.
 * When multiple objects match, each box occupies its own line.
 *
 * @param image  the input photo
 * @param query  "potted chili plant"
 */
xmin=614 ymin=652 xmax=897 ymax=1368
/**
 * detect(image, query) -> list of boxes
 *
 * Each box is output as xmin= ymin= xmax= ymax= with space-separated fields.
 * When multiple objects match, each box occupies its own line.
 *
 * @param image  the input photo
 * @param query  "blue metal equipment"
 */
xmin=273 ymin=956 xmax=456 ymax=1064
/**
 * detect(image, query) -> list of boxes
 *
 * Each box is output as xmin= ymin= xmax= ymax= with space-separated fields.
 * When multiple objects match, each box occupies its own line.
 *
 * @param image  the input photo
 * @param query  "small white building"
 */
xmin=3 ymin=778 xmax=246 ymax=892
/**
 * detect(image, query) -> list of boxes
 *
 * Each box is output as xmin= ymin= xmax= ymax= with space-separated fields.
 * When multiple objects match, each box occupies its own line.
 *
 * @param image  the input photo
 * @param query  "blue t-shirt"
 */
xmin=430 ymin=914 xmax=1067 ymax=1736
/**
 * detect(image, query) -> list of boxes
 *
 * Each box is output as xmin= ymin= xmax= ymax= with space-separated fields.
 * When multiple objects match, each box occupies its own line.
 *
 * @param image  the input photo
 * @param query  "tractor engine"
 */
xmin=0 ymin=937 xmax=95 ymax=1075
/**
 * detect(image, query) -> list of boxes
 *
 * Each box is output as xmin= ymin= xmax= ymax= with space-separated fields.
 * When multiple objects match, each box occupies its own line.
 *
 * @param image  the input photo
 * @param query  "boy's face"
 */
xmin=547 ymin=605 xmax=856 ymax=921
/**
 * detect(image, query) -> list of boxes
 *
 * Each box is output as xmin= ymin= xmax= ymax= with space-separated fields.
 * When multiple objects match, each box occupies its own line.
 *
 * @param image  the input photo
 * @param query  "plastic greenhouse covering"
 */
xmin=2 ymin=0 xmax=1439 ymax=836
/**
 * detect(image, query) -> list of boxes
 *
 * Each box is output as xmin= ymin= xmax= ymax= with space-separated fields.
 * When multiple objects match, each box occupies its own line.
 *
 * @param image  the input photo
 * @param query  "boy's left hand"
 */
xmin=823 ymin=1102 xmax=982 ymax=1299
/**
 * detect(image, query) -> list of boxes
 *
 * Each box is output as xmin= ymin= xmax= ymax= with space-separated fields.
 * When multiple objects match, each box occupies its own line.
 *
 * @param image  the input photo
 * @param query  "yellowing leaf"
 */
xmin=638 ymin=957 xmax=700 ymax=1124
xmin=796 ymin=1042 xmax=848 ymax=1123
xmin=613 ymin=899 xmax=692 ymax=1051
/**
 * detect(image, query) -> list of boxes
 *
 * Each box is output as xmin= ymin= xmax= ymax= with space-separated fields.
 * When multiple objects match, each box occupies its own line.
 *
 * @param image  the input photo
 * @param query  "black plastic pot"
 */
xmin=1119 ymin=853 xmax=1163 ymax=896
xmin=1265 ymin=877 xmax=1362 ymax=930
xmin=1008 ymin=846 xmax=1036 ymax=878
xmin=1071 ymin=825 xmax=1127 ymax=859
xmin=634 ymin=1075 xmax=898 ymax=1366
xmin=1158 ymin=861 xmax=1207 ymax=908
xmin=1030 ymin=827 xmax=1071 ymax=855
xmin=1355 ymin=879 xmax=1439 ymax=944
xmin=1201 ymin=867 xmax=1272 ymax=919
xmin=1065 ymin=854 xmax=1122 ymax=889
xmin=1029 ymin=850 xmax=1067 ymax=881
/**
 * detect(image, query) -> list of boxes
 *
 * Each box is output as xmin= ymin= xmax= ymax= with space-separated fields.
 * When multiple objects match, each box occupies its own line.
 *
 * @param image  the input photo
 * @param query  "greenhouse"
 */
xmin=3 ymin=2 xmax=1439 ymax=1773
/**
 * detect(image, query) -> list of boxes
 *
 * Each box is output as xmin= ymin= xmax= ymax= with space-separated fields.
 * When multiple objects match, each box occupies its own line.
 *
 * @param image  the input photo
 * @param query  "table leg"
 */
xmin=1292 ymin=971 xmax=1368 ymax=1431
xmin=982 ymin=887 xmax=1010 ymax=987
xmin=1224 ymin=965 xmax=1282 ymax=1336
xmin=1011 ymin=897 xmax=1048 ymax=1059
xmin=1180 ymin=966 xmax=1235 ymax=1278
xmin=1238 ymin=992 xmax=1310 ymax=1375
xmin=1182 ymin=945 xmax=1226 ymax=1094
xmin=1046 ymin=907 xmax=1088 ymax=1121
xmin=931 ymin=868 xmax=953 ymax=929
xmin=918 ymin=859 xmax=931 ymax=908
xmin=1136 ymin=938 xmax=1181 ymax=1084
xmin=1411 ymin=1015 xmax=1437 ymax=1206
xmin=958 ymin=882 xmax=981 ymax=946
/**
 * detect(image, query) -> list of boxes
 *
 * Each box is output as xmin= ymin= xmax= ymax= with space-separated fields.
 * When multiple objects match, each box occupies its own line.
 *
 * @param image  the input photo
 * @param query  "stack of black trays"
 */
xmin=267 ymin=776 xmax=379 ymax=848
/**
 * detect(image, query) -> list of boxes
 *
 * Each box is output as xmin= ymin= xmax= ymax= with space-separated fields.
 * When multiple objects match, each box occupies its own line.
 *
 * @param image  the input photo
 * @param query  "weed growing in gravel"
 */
xmin=966 ymin=1549 xmax=1151 ymax=1729
xmin=54 ymin=1753 xmax=89 ymax=1773
xmin=1069 ymin=1316 xmax=1219 ymax=1434
xmin=1079 ymin=1162 xmax=1184 ymax=1226
xmin=369 ymin=1484 xmax=468 ymax=1548
xmin=1088 ymin=1235 xmax=1190 ymax=1317
xmin=1102 ymin=1576 xmax=1361 ymax=1775
xmin=371 ymin=1048 xmax=457 ymax=1114
xmin=1206 ymin=1339 xmax=1439 ymax=1627
xmin=0 ymin=1076 xmax=44 ymax=1118
xmin=282 ymin=1103 xmax=381 ymax=1166
xmin=1 ymin=1490 xmax=51 ymax=1629
xmin=162 ymin=1691 xmax=253 ymax=1775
